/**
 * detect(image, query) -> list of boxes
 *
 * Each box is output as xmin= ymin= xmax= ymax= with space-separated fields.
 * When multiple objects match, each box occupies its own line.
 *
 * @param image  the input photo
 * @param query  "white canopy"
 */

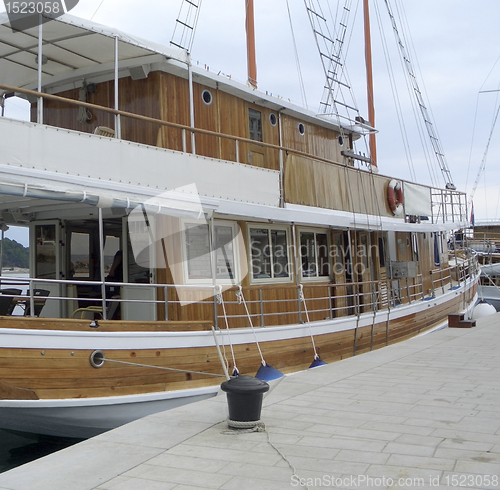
xmin=0 ymin=12 xmax=188 ymax=96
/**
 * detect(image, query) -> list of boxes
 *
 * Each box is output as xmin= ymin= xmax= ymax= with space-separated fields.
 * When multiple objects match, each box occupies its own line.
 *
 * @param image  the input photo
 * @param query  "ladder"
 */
xmin=303 ymin=0 xmax=359 ymax=119
xmin=170 ymin=0 xmax=203 ymax=53
xmin=383 ymin=0 xmax=454 ymax=188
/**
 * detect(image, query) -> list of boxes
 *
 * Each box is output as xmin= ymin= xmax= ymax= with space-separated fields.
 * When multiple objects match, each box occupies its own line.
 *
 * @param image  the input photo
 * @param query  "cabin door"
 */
xmin=122 ymin=215 xmax=157 ymax=321
xmin=356 ymin=232 xmax=374 ymax=312
xmin=373 ymin=232 xmax=389 ymax=309
xmin=331 ymin=231 xmax=350 ymax=316
xmin=29 ymin=220 xmax=64 ymax=318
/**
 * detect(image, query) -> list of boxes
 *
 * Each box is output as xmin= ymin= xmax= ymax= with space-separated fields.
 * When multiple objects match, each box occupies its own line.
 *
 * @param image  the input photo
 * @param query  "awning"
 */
xmin=0 ymin=164 xmax=217 ymax=224
xmin=0 ymin=12 xmax=188 ymax=96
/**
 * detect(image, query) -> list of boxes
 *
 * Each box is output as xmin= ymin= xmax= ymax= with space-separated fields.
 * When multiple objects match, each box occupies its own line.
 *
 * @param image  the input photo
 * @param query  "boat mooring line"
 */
xmin=89 ymin=350 xmax=226 ymax=377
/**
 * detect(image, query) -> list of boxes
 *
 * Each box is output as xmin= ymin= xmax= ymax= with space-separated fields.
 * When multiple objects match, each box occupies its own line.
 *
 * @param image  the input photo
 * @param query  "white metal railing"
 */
xmin=0 ymin=255 xmax=478 ymax=324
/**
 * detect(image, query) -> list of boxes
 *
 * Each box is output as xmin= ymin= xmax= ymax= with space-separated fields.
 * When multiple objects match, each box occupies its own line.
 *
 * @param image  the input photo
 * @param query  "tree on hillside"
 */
xmin=0 ymin=237 xmax=29 ymax=269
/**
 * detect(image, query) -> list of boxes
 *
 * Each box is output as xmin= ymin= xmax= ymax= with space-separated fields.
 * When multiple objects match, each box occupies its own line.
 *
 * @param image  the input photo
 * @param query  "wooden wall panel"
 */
xmin=158 ymin=72 xmax=191 ymax=152
xmin=284 ymin=154 xmax=395 ymax=217
xmin=40 ymin=73 xmax=164 ymax=147
xmin=280 ymin=114 xmax=343 ymax=163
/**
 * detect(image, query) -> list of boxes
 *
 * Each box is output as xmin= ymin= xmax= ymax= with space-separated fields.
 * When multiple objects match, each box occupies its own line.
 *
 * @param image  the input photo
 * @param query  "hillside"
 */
xmin=1 ymin=238 xmax=29 ymax=269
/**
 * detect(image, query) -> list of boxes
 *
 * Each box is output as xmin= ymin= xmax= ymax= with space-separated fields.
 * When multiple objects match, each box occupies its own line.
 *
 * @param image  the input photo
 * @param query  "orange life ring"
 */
xmin=387 ymin=179 xmax=404 ymax=216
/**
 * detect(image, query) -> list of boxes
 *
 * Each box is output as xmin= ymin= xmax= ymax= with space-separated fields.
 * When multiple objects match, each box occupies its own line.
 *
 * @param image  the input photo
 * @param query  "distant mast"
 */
xmin=363 ymin=0 xmax=377 ymax=167
xmin=246 ymin=0 xmax=257 ymax=88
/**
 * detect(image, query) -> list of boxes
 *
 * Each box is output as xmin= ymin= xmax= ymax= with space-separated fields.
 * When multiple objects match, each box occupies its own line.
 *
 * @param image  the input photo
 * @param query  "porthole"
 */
xmin=338 ymin=135 xmax=344 ymax=146
xmin=202 ymin=90 xmax=213 ymax=106
xmin=269 ymin=113 xmax=277 ymax=126
xmin=298 ymin=123 xmax=305 ymax=135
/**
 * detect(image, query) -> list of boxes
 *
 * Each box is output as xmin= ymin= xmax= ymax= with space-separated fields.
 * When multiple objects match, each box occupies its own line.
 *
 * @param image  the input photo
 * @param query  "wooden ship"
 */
xmin=0 ymin=3 xmax=479 ymax=438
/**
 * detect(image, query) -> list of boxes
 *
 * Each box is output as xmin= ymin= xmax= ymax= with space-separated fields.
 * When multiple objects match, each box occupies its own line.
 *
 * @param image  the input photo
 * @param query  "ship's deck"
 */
xmin=0 ymin=312 xmax=498 ymax=489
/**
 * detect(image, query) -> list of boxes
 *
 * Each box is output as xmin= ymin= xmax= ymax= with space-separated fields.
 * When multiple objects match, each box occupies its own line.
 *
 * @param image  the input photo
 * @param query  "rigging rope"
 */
xmin=99 ymin=358 xmax=226 ymax=377
xmin=383 ymin=0 xmax=452 ymax=187
xmin=298 ymin=284 xmax=320 ymax=360
xmin=468 ymin=101 xmax=500 ymax=208
xmin=216 ymin=285 xmax=239 ymax=375
xmin=285 ymin=0 xmax=308 ymax=109
xmin=90 ymin=0 xmax=105 ymax=21
xmin=236 ymin=286 xmax=266 ymax=366
xmin=372 ymin=1 xmax=416 ymax=182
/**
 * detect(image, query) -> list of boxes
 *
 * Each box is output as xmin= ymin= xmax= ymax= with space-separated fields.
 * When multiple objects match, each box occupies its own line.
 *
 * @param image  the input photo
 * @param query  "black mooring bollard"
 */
xmin=221 ymin=375 xmax=269 ymax=426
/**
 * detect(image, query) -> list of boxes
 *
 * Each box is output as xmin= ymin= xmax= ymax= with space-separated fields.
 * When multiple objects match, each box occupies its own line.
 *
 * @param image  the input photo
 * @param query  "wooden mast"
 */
xmin=363 ymin=0 xmax=377 ymax=167
xmin=245 ymin=0 xmax=257 ymax=88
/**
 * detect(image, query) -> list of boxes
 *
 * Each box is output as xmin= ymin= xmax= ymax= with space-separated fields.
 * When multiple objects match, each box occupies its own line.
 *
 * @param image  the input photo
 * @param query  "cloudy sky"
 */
xmin=2 ymin=0 xmax=500 ymax=244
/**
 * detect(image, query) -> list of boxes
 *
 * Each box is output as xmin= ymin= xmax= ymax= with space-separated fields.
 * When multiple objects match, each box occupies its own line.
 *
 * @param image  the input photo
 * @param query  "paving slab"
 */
xmin=0 ymin=313 xmax=499 ymax=490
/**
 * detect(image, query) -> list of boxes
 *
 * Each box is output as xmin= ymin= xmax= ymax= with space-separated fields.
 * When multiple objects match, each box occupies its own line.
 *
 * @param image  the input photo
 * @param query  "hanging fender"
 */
xmin=387 ymin=179 xmax=404 ymax=216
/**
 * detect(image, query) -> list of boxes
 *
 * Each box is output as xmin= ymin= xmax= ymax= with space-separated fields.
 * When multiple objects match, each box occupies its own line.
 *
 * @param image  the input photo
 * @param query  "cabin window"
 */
xmin=378 ymin=236 xmax=387 ymax=268
xmin=183 ymin=221 xmax=238 ymax=283
xmin=298 ymin=123 xmax=305 ymax=135
xmin=269 ymin=113 xmax=277 ymax=127
xmin=249 ymin=226 xmax=291 ymax=282
xmin=35 ymin=224 xmax=57 ymax=279
xmin=69 ymin=232 xmax=90 ymax=279
xmin=299 ymin=230 xmax=329 ymax=279
xmin=249 ymin=109 xmax=263 ymax=142
xmin=202 ymin=90 xmax=213 ymax=105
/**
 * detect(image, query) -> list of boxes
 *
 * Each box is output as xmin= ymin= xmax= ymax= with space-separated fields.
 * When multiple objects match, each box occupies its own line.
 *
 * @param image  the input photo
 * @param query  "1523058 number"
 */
xmin=5 ymin=2 xmax=61 ymax=14
xmin=445 ymin=474 xmax=499 ymax=487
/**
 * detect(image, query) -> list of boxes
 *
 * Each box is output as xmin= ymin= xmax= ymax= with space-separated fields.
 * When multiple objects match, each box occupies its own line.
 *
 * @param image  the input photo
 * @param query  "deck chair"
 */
xmin=93 ymin=126 xmax=115 ymax=138
xmin=24 ymin=289 xmax=50 ymax=317
xmin=0 ymin=288 xmax=22 ymax=315
xmin=72 ymin=295 xmax=121 ymax=320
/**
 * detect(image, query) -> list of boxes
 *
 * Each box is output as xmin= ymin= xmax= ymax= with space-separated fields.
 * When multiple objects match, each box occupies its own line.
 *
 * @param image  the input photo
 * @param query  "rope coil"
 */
xmin=227 ymin=419 xmax=266 ymax=431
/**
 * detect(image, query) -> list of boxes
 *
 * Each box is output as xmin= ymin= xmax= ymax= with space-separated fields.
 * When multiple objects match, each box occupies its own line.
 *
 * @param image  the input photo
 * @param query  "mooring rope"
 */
xmin=216 ymin=285 xmax=239 ymax=374
xmin=236 ymin=286 xmax=266 ymax=366
xmin=99 ymin=358 xmax=226 ymax=377
xmin=298 ymin=284 xmax=320 ymax=360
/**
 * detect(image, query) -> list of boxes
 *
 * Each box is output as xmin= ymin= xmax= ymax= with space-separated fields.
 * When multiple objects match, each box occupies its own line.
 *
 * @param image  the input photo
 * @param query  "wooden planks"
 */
xmin=284 ymin=153 xmax=394 ymax=216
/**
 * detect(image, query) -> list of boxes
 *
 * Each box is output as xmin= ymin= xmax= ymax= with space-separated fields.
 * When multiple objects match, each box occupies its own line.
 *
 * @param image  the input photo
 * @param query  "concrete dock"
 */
xmin=0 ymin=313 xmax=499 ymax=490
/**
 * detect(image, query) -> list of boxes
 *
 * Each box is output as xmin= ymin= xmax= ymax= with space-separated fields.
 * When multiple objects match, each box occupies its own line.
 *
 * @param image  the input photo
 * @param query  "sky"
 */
xmin=2 ymin=0 xmax=500 ymax=246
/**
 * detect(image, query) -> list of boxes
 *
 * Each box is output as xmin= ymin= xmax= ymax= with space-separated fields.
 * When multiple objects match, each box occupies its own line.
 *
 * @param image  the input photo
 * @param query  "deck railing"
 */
xmin=0 ymin=255 xmax=478 ymax=325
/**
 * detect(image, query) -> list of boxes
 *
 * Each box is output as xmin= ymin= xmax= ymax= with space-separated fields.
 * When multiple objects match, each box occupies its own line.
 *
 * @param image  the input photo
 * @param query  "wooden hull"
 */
xmin=0 ymin=281 xmax=477 ymax=438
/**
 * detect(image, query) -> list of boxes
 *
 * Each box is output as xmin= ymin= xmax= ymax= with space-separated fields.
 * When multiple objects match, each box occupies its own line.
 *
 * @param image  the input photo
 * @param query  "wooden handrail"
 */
xmin=0 ymin=83 xmax=343 ymax=169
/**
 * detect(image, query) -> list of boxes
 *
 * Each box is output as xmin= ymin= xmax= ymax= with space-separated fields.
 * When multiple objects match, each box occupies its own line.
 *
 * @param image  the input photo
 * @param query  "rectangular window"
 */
xmin=185 ymin=223 xmax=212 ymax=280
xmin=299 ymin=230 xmax=329 ymax=279
xmin=250 ymin=226 xmax=290 ymax=281
xmin=35 ymin=224 xmax=56 ymax=279
xmin=249 ymin=108 xmax=263 ymax=142
xmin=184 ymin=221 xmax=237 ymax=282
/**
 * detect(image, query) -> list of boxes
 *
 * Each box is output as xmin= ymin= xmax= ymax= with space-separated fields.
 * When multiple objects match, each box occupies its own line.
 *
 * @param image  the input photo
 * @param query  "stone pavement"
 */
xmin=0 ymin=313 xmax=499 ymax=490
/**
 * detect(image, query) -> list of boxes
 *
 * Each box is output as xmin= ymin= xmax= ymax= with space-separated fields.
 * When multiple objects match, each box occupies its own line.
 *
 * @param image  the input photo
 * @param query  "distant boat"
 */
xmin=0 ymin=3 xmax=479 ymax=438
xmin=472 ymin=222 xmax=500 ymax=311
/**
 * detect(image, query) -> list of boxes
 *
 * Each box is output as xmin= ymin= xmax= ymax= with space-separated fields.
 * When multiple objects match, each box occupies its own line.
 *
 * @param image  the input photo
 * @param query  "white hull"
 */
xmin=478 ymin=285 xmax=500 ymax=312
xmin=0 ymin=387 xmax=218 ymax=439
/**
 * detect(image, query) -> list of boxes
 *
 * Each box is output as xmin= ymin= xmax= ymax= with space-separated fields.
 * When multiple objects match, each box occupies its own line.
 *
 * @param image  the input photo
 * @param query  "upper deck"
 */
xmin=0 ymin=12 xmax=468 ymax=230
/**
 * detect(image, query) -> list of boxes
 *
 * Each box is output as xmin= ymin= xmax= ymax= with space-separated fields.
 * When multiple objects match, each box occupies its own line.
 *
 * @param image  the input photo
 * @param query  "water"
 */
xmin=0 ymin=430 xmax=82 ymax=473
xmin=1 ymin=272 xmax=83 ymax=472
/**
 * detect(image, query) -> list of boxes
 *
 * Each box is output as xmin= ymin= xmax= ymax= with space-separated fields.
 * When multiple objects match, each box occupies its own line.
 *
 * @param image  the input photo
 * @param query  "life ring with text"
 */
xmin=387 ymin=179 xmax=404 ymax=216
